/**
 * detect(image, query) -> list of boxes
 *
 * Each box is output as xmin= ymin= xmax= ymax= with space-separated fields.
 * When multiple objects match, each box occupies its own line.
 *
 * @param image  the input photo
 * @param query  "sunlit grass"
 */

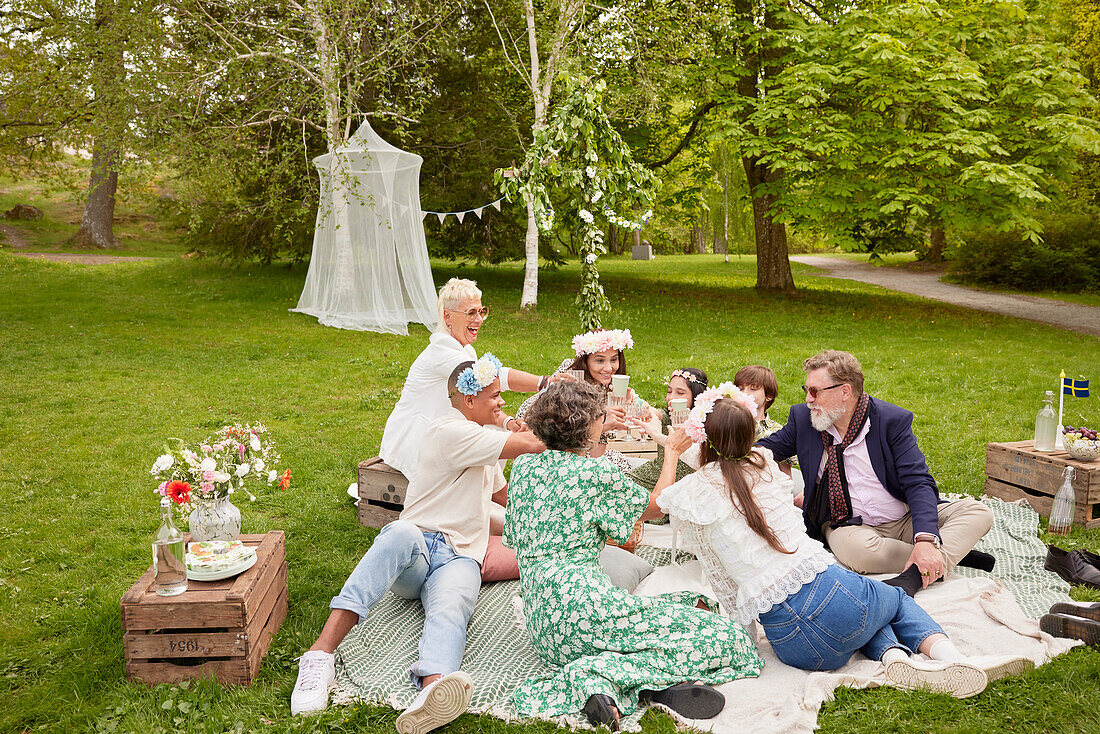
xmin=0 ymin=250 xmax=1098 ymax=733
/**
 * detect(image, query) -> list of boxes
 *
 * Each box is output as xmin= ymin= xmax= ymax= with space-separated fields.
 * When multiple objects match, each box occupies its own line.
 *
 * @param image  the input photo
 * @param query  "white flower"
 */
xmin=250 ymin=435 xmax=261 ymax=452
xmin=151 ymin=454 xmax=174 ymax=474
xmin=586 ymin=166 xmax=597 ymax=179
xmin=579 ymin=209 xmax=594 ymax=224
xmin=213 ymin=471 xmax=231 ymax=483
xmin=235 ymin=463 xmax=250 ymax=477
xmin=586 ymin=253 xmax=598 ymax=264
xmin=473 ymin=359 xmax=497 ymax=385
xmin=182 ymin=450 xmax=199 ymax=468
xmin=199 ymin=457 xmax=216 ymax=472
xmin=268 ymin=470 xmax=278 ymax=482
xmin=254 ymin=458 xmax=265 ymax=472
xmin=591 ymin=189 xmax=602 ymax=203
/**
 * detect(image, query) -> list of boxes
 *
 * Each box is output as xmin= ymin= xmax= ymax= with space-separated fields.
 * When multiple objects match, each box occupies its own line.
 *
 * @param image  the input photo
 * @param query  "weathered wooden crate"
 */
xmin=358 ymin=457 xmax=407 ymax=528
xmin=121 ymin=531 xmax=288 ymax=686
xmin=985 ymin=441 xmax=1100 ymax=529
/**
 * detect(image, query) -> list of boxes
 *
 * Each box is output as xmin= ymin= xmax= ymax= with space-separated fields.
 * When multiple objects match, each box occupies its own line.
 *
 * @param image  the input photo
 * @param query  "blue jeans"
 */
xmin=330 ymin=520 xmax=481 ymax=686
xmin=758 ymin=564 xmax=943 ymax=671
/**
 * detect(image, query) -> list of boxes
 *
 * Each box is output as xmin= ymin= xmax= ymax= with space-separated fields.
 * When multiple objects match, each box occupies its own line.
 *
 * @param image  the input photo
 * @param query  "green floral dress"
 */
xmin=503 ymin=450 xmax=763 ymax=718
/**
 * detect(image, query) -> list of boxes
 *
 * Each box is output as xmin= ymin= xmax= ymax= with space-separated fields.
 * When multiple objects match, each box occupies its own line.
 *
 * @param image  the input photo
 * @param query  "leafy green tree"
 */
xmin=499 ymin=79 xmax=654 ymax=329
xmin=719 ymin=0 xmax=1099 ymax=268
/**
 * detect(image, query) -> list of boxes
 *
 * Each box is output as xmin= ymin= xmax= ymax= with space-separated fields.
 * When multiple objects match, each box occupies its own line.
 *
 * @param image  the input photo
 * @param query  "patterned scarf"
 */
xmin=820 ymin=392 xmax=870 ymax=523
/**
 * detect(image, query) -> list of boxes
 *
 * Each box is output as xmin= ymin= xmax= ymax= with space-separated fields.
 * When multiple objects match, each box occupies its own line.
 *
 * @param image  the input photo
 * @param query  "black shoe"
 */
xmin=1044 ymin=546 xmax=1100 ymax=589
xmin=583 ymin=694 xmax=620 ymax=731
xmin=1040 ymin=612 xmax=1100 ymax=646
xmin=1048 ymin=601 xmax=1100 ymax=623
xmin=640 ymin=683 xmax=725 ymax=719
xmin=957 ymin=549 xmax=996 ymax=572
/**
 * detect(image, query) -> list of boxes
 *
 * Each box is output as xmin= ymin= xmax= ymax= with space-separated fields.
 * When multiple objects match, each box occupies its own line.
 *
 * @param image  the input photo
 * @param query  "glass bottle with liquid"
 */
xmin=1048 ymin=466 xmax=1076 ymax=536
xmin=153 ymin=497 xmax=188 ymax=596
xmin=1033 ymin=391 xmax=1057 ymax=452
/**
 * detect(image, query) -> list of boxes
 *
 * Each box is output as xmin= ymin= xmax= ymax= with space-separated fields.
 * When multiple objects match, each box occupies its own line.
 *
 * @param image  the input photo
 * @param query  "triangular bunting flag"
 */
xmin=436 ymin=212 xmax=446 ymax=225
xmin=474 ymin=208 xmax=484 ymax=219
xmin=456 ymin=212 xmax=466 ymax=223
xmin=492 ymin=200 xmax=502 ymax=211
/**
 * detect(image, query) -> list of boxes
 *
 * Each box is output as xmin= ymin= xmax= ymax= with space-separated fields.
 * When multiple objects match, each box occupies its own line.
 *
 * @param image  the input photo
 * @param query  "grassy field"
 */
xmin=1 ymin=234 xmax=1100 ymax=733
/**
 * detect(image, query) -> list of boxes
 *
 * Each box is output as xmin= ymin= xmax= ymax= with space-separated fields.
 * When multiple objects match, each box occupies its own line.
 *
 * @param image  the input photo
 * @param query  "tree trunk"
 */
xmin=519 ymin=0 xmax=547 ymax=309
xmin=71 ymin=0 xmax=122 ymax=249
xmin=307 ymin=0 xmax=342 ymax=149
xmin=70 ymin=142 xmax=119 ymax=249
xmin=743 ymin=156 xmax=795 ymax=293
xmin=520 ymin=195 xmax=539 ymax=308
xmin=927 ymin=226 xmax=947 ymax=263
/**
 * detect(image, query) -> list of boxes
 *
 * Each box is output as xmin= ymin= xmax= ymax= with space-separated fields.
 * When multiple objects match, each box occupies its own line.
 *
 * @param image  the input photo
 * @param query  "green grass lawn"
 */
xmin=1 ymin=249 xmax=1099 ymax=734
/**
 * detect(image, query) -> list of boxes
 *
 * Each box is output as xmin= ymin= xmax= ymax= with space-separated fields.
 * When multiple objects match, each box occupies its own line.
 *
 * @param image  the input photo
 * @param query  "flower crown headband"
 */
xmin=572 ymin=328 xmax=633 ymax=357
xmin=454 ymin=354 xmax=503 ymax=397
xmin=682 ymin=381 xmax=760 ymax=460
xmin=669 ymin=369 xmax=704 ymax=386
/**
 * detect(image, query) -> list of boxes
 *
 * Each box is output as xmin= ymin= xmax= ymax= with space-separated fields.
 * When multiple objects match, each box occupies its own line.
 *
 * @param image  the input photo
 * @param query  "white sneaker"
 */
xmin=970 ymin=654 xmax=1035 ymax=683
xmin=884 ymin=657 xmax=988 ymax=699
xmin=395 ymin=671 xmax=474 ymax=734
xmin=290 ymin=650 xmax=336 ymax=715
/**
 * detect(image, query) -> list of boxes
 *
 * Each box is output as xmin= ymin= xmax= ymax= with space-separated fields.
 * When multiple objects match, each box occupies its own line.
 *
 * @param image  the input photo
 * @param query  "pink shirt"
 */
xmin=817 ymin=418 xmax=909 ymax=527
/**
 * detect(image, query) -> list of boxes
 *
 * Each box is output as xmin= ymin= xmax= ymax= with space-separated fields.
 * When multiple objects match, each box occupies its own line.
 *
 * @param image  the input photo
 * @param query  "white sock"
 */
xmin=880 ymin=647 xmax=909 ymax=664
xmin=928 ymin=638 xmax=965 ymax=663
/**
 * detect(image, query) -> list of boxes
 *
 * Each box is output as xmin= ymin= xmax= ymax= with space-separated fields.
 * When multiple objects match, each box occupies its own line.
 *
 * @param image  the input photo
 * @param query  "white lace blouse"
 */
xmin=657 ymin=448 xmax=834 ymax=627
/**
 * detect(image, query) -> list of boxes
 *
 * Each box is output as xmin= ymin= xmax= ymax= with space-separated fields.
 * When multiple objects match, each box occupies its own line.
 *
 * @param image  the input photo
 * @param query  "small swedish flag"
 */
xmin=1063 ymin=376 xmax=1090 ymax=398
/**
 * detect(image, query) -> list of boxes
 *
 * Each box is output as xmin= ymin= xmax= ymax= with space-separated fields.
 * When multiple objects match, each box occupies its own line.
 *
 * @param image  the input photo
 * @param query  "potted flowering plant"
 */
xmin=151 ymin=423 xmax=289 ymax=541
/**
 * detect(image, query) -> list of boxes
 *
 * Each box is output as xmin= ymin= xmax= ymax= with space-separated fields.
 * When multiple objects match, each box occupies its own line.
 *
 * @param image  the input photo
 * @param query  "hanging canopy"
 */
xmin=291 ymin=122 xmax=437 ymax=335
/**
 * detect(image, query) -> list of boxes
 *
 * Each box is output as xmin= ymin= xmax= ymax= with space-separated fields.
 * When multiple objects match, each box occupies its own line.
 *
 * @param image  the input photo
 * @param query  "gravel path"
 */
xmin=9 ymin=251 xmax=152 ymax=265
xmin=791 ymin=255 xmax=1100 ymax=338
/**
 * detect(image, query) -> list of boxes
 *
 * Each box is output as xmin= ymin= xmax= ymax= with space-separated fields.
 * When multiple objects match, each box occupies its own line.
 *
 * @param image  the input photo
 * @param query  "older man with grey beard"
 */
xmin=758 ymin=350 xmax=994 ymax=597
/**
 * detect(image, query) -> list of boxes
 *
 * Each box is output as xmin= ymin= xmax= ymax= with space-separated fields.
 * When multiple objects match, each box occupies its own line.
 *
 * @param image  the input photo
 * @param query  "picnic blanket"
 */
xmin=331 ymin=497 xmax=1080 ymax=732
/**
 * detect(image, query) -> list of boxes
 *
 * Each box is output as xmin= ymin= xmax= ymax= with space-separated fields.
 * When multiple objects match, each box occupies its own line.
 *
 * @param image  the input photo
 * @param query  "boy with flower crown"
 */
xmin=291 ymin=356 xmax=545 ymax=730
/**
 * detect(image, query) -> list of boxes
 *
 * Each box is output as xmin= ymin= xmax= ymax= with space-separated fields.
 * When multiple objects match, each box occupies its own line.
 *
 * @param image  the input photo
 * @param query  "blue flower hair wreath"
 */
xmin=456 ymin=353 xmax=503 ymax=396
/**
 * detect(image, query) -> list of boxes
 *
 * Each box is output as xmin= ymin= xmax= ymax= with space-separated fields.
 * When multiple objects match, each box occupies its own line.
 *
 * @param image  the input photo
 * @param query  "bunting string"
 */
xmin=421 ymin=197 xmax=505 ymax=224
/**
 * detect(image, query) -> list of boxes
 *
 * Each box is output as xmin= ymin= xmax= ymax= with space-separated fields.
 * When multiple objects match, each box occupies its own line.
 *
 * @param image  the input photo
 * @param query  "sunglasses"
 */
xmin=452 ymin=306 xmax=489 ymax=318
xmin=801 ymin=383 xmax=844 ymax=399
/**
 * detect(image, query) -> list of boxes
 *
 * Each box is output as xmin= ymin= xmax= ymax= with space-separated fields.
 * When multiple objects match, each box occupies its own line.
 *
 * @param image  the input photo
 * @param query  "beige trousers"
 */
xmin=823 ymin=498 xmax=993 ymax=575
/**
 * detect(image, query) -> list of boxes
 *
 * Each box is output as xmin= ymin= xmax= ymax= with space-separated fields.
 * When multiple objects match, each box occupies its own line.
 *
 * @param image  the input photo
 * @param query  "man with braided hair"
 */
xmin=758 ymin=350 xmax=994 ymax=597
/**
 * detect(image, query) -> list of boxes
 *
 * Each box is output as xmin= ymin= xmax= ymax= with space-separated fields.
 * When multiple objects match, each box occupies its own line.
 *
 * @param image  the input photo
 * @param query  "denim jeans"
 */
xmin=330 ymin=520 xmax=481 ymax=686
xmin=758 ymin=564 xmax=943 ymax=671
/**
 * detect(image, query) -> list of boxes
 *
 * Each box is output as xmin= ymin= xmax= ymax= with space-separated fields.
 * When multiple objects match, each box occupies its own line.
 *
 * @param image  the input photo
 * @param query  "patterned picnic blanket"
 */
xmin=330 ymin=497 xmax=1072 ymax=729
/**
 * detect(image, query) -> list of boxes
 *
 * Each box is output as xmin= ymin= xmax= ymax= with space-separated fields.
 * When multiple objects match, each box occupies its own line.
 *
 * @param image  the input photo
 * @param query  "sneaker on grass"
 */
xmin=290 ymin=650 xmax=336 ymax=716
xmin=395 ymin=671 xmax=474 ymax=734
xmin=884 ymin=658 xmax=988 ymax=699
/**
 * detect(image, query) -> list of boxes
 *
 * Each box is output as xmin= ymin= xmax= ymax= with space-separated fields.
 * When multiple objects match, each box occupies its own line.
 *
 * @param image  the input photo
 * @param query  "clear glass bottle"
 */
xmin=153 ymin=497 xmax=188 ymax=596
xmin=1033 ymin=391 xmax=1057 ymax=452
xmin=1047 ymin=466 xmax=1076 ymax=536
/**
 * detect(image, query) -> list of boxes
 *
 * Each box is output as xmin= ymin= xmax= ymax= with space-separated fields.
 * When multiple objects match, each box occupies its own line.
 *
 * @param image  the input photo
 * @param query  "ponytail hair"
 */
xmin=699 ymin=399 xmax=792 ymax=554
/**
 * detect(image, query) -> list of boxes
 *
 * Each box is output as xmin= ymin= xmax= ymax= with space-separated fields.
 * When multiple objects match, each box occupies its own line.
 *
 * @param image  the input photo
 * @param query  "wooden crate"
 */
xmin=121 ymin=531 xmax=288 ymax=686
xmin=358 ymin=457 xmax=407 ymax=528
xmin=985 ymin=441 xmax=1100 ymax=529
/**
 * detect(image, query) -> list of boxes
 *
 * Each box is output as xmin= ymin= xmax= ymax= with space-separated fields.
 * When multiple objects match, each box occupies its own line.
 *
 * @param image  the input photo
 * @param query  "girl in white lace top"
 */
xmin=652 ymin=389 xmax=1030 ymax=699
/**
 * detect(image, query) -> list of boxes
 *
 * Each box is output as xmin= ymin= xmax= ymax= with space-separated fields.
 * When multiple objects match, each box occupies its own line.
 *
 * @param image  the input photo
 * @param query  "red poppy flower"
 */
xmin=166 ymin=480 xmax=191 ymax=505
xmin=278 ymin=468 xmax=291 ymax=491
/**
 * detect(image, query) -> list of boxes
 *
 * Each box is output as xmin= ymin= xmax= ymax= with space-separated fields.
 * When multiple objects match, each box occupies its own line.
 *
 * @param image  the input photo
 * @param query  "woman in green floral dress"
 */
xmin=504 ymin=381 xmax=763 ymax=729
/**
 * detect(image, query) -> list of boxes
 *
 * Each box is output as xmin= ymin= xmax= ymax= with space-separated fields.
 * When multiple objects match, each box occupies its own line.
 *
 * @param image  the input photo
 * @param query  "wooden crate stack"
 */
xmin=121 ymin=531 xmax=288 ymax=685
xmin=357 ymin=457 xmax=407 ymax=528
xmin=985 ymin=441 xmax=1100 ymax=529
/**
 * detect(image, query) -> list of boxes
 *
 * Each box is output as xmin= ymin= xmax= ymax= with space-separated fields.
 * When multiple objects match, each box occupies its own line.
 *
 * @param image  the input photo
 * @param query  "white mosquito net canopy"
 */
xmin=291 ymin=122 xmax=437 ymax=334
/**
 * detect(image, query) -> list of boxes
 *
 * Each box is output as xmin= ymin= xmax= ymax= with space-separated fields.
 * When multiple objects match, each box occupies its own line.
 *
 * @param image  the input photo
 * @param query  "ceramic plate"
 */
xmin=186 ymin=552 xmax=257 ymax=582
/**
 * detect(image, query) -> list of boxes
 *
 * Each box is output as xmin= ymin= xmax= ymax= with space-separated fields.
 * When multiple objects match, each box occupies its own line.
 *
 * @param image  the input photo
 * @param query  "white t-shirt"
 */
xmin=399 ymin=407 xmax=508 ymax=564
xmin=380 ymin=332 xmax=512 ymax=476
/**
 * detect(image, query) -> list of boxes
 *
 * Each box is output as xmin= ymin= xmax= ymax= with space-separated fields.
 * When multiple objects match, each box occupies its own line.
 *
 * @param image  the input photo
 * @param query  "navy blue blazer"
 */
xmin=758 ymin=395 xmax=942 ymax=539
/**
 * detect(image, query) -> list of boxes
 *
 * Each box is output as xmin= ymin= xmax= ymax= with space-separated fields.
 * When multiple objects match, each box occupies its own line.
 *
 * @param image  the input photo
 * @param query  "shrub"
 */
xmin=952 ymin=210 xmax=1100 ymax=292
